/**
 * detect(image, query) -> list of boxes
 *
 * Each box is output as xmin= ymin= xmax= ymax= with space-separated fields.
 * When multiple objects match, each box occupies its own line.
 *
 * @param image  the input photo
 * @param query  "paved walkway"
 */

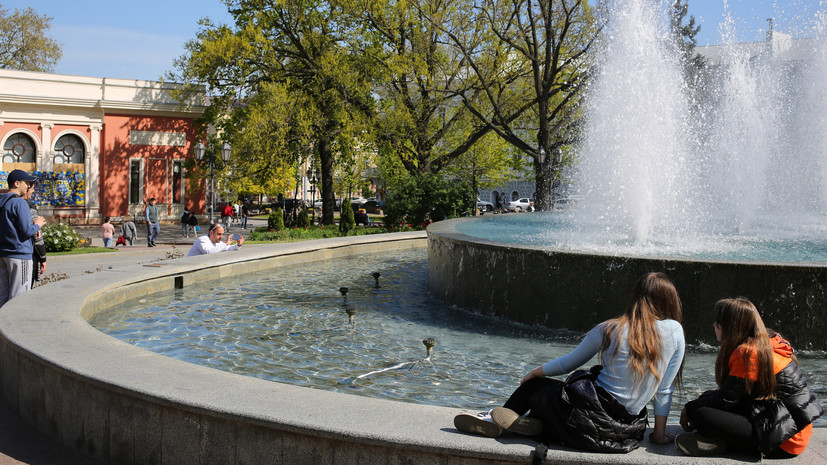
xmin=0 ymin=218 xmax=264 ymax=465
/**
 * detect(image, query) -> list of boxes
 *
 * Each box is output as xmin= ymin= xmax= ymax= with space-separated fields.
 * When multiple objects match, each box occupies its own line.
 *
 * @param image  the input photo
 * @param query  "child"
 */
xmin=678 ymin=298 xmax=822 ymax=458
xmin=101 ymin=217 xmax=115 ymax=248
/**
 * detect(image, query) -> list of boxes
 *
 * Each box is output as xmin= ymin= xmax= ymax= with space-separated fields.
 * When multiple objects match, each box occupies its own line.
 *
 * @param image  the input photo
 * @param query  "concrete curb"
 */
xmin=0 ymin=231 xmax=824 ymax=464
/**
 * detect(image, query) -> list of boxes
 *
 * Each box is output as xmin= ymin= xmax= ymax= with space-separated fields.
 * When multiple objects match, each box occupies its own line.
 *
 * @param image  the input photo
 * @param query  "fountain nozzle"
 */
xmin=339 ymin=286 xmax=349 ymax=303
xmin=372 ymin=272 xmax=381 ymax=288
xmin=422 ymin=337 xmax=436 ymax=359
xmin=346 ymin=307 xmax=357 ymax=326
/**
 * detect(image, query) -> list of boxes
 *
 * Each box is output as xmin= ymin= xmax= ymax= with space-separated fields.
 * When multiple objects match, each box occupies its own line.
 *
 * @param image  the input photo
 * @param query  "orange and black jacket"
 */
xmin=685 ymin=334 xmax=822 ymax=456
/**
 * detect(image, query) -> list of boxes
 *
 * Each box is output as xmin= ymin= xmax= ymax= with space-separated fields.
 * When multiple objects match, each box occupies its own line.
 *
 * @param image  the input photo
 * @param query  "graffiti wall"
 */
xmin=0 ymin=171 xmax=85 ymax=206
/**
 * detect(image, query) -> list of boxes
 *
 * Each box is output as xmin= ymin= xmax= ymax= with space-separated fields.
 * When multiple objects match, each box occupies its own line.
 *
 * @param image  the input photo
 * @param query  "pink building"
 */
xmin=0 ymin=69 xmax=206 ymax=223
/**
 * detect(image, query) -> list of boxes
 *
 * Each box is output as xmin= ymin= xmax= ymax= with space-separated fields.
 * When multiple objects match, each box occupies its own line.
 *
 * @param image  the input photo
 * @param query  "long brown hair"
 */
xmin=601 ymin=272 xmax=683 ymax=385
xmin=714 ymin=298 xmax=776 ymax=399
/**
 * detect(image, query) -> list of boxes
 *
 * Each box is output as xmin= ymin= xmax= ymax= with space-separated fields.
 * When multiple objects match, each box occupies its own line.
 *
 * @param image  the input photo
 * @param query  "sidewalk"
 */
xmin=0 ymin=218 xmax=263 ymax=465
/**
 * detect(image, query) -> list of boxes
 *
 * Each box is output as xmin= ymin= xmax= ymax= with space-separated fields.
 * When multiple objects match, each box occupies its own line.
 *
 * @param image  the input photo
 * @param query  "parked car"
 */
xmin=361 ymin=199 xmax=384 ymax=214
xmin=476 ymin=198 xmax=494 ymax=212
xmin=507 ymin=198 xmax=533 ymax=212
xmin=349 ymin=196 xmax=367 ymax=206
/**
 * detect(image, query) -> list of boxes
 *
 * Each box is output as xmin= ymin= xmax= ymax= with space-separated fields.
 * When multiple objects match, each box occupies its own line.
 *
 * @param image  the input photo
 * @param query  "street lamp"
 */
xmin=307 ymin=168 xmax=319 ymax=225
xmin=194 ymin=140 xmax=232 ymax=225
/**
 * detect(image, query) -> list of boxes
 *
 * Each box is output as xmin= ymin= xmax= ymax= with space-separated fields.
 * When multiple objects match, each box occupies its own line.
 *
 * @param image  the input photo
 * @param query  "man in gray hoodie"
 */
xmin=0 ymin=170 xmax=46 ymax=305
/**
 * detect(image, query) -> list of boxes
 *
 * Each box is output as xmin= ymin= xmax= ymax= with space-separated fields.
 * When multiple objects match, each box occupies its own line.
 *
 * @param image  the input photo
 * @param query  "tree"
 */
xmin=439 ymin=0 xmax=599 ymax=210
xmin=357 ymin=0 xmax=494 ymax=176
xmin=670 ymin=0 xmax=704 ymax=84
xmin=0 ymin=6 xmax=62 ymax=72
xmin=170 ymin=0 xmax=375 ymax=225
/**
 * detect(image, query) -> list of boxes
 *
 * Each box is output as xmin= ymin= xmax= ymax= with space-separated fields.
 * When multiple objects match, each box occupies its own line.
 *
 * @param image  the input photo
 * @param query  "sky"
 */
xmin=2 ymin=0 xmax=826 ymax=82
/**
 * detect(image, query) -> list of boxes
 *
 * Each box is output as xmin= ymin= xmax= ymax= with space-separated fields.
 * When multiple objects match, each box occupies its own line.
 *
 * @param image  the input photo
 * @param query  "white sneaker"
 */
xmin=454 ymin=410 xmax=503 ymax=438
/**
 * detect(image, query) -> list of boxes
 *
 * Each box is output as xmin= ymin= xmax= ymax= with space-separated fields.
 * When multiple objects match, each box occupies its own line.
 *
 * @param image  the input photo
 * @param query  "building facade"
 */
xmin=0 ymin=69 xmax=206 ymax=223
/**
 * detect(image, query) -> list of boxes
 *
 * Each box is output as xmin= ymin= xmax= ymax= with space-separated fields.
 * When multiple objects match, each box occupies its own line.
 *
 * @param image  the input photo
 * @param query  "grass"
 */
xmin=50 ymin=247 xmax=118 ymax=256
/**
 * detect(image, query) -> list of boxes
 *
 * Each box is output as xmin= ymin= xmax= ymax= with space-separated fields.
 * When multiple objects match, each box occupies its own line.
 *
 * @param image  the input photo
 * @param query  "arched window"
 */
xmin=511 ymin=191 xmax=519 ymax=201
xmin=3 ymin=133 xmax=36 ymax=163
xmin=54 ymin=134 xmax=85 ymax=164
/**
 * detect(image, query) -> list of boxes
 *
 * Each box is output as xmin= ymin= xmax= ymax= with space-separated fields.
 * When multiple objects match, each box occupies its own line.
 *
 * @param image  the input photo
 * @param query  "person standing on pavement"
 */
xmin=241 ymin=202 xmax=250 ymax=230
xmin=101 ymin=217 xmax=115 ymax=248
xmin=186 ymin=223 xmax=243 ymax=256
xmin=181 ymin=209 xmax=191 ymax=237
xmin=145 ymin=198 xmax=160 ymax=247
xmin=27 ymin=200 xmax=47 ymax=286
xmin=121 ymin=216 xmax=137 ymax=246
xmin=221 ymin=203 xmax=234 ymax=231
xmin=0 ymin=170 xmax=46 ymax=306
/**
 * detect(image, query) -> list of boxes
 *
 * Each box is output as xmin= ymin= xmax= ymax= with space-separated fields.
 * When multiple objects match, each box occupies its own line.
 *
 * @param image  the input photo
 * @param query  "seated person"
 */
xmin=186 ymin=223 xmax=243 ymax=256
xmin=354 ymin=208 xmax=370 ymax=226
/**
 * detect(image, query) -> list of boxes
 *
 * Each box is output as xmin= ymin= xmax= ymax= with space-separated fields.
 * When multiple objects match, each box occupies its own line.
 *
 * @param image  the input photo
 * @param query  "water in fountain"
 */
xmin=575 ymin=0 xmax=827 ymax=247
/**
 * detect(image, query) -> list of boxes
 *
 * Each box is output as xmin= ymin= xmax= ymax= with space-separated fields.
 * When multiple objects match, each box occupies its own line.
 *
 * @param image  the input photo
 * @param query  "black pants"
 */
xmin=503 ymin=377 xmax=565 ymax=418
xmin=692 ymin=407 xmax=795 ymax=459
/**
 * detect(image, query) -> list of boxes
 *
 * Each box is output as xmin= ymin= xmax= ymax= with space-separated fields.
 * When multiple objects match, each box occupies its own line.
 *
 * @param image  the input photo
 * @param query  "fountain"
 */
xmin=429 ymin=0 xmax=827 ymax=349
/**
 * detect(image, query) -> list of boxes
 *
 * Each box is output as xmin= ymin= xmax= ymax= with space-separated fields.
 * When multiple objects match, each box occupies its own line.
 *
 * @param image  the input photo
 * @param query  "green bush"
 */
xmin=249 ymin=225 xmax=385 ymax=242
xmin=296 ymin=207 xmax=310 ymax=228
xmin=42 ymin=223 xmax=82 ymax=252
xmin=268 ymin=208 xmax=285 ymax=231
xmin=339 ymin=201 xmax=355 ymax=235
xmin=383 ymin=174 xmax=472 ymax=228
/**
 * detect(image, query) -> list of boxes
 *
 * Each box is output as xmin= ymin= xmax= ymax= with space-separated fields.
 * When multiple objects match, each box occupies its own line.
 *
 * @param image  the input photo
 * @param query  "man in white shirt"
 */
xmin=186 ymin=223 xmax=244 ymax=257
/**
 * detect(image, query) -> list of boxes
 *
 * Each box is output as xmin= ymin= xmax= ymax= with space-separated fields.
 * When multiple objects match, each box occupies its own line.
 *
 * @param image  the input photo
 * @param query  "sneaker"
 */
xmin=675 ymin=433 xmax=728 ymax=456
xmin=491 ymin=407 xmax=543 ymax=436
xmin=454 ymin=410 xmax=503 ymax=438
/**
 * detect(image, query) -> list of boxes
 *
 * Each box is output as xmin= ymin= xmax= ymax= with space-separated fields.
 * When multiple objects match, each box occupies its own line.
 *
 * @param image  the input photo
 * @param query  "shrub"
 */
xmin=383 ymin=174 xmax=471 ymax=228
xmin=42 ymin=223 xmax=82 ymax=252
xmin=339 ymin=201 xmax=355 ymax=236
xmin=268 ymin=208 xmax=285 ymax=231
xmin=296 ymin=207 xmax=310 ymax=228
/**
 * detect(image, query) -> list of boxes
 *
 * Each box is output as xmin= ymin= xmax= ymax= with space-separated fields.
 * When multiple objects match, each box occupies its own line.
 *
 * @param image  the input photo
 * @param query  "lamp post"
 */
xmin=307 ymin=168 xmax=319 ymax=225
xmin=194 ymin=141 xmax=232 ymax=225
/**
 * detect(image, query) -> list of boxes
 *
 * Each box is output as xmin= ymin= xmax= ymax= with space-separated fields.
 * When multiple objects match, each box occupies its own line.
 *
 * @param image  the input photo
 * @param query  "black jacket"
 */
xmin=540 ymin=366 xmax=648 ymax=453
xmin=685 ymin=356 xmax=822 ymax=454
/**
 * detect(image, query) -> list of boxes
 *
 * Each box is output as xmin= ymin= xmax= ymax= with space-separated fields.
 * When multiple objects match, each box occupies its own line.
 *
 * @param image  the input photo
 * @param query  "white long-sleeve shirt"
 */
xmin=542 ymin=319 xmax=685 ymax=417
xmin=186 ymin=235 xmax=240 ymax=256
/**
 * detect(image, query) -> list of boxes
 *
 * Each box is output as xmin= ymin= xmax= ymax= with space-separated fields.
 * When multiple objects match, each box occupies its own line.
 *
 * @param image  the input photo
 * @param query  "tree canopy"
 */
xmin=0 ymin=5 xmax=62 ymax=72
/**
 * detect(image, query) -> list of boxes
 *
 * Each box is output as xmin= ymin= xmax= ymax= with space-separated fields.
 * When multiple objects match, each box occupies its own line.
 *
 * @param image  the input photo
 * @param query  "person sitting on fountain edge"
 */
xmin=453 ymin=272 xmax=685 ymax=453
xmin=186 ymin=223 xmax=243 ymax=256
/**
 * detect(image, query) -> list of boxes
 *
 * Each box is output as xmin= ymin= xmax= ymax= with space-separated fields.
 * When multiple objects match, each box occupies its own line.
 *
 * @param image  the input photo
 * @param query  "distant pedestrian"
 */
xmin=221 ymin=204 xmax=234 ymax=231
xmin=0 ymin=170 xmax=46 ymax=306
xmin=181 ymin=209 xmax=191 ymax=237
xmin=121 ymin=216 xmax=137 ymax=246
xmin=145 ymin=198 xmax=160 ymax=247
xmin=186 ymin=223 xmax=243 ymax=256
xmin=101 ymin=217 xmax=115 ymax=248
xmin=241 ymin=202 xmax=250 ymax=230
xmin=187 ymin=213 xmax=199 ymax=237
xmin=527 ymin=201 xmax=536 ymax=212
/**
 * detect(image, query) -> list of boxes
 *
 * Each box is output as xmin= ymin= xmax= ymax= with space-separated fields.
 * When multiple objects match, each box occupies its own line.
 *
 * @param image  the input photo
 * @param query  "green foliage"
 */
xmin=383 ymin=173 xmax=472 ymax=226
xmin=339 ymin=201 xmax=355 ymax=235
xmin=268 ymin=208 xmax=285 ymax=231
xmin=0 ymin=6 xmax=62 ymax=72
xmin=42 ymin=223 xmax=81 ymax=252
xmin=296 ymin=207 xmax=311 ymax=228
xmin=249 ymin=225 xmax=385 ymax=242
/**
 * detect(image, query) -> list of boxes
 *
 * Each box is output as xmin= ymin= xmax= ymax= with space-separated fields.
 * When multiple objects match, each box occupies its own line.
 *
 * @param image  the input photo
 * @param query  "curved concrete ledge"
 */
xmin=428 ymin=218 xmax=827 ymax=350
xmin=0 ymin=231 xmax=824 ymax=465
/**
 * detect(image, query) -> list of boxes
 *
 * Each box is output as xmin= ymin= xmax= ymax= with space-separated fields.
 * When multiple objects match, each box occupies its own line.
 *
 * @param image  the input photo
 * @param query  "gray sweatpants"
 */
xmin=0 ymin=257 xmax=33 ymax=307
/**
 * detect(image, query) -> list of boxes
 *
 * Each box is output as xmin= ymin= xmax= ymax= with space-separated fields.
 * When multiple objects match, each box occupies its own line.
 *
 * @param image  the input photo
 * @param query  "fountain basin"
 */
xmin=428 ymin=217 xmax=827 ymax=350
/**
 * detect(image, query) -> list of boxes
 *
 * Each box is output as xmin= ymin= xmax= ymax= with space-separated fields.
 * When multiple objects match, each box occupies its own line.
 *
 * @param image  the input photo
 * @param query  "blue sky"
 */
xmin=3 ymin=0 xmax=825 ymax=81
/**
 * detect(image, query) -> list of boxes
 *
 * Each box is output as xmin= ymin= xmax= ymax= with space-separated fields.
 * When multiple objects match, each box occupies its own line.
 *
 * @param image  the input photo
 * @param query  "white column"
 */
xmin=87 ymin=124 xmax=102 ymax=218
xmin=40 ymin=122 xmax=54 ymax=172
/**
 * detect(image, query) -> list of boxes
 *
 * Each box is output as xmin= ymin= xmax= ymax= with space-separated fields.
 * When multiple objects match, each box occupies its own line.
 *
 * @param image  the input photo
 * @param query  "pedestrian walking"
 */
xmin=0 ymin=170 xmax=46 ymax=306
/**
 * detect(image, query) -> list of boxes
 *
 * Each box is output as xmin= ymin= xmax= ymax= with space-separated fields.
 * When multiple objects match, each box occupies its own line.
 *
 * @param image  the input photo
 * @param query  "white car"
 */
xmin=476 ymin=198 xmax=494 ymax=212
xmin=507 ymin=198 xmax=533 ymax=212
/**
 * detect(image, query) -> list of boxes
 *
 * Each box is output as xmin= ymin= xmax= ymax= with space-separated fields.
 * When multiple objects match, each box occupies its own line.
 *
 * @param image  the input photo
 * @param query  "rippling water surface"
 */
xmin=91 ymin=249 xmax=826 ymax=423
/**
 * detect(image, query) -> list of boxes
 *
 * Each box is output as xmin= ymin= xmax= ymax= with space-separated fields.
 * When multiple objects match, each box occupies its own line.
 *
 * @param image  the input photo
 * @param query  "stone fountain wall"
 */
xmin=428 ymin=219 xmax=827 ymax=350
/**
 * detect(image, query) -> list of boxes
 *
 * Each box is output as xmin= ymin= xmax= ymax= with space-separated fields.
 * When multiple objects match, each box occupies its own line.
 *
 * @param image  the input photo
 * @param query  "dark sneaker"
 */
xmin=675 ymin=433 xmax=728 ymax=456
xmin=454 ymin=410 xmax=503 ymax=438
xmin=491 ymin=407 xmax=543 ymax=436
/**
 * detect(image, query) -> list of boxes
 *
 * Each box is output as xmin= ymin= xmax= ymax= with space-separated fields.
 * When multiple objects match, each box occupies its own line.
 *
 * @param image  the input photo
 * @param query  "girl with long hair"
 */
xmin=678 ymin=298 xmax=822 ymax=458
xmin=454 ymin=272 xmax=686 ymax=453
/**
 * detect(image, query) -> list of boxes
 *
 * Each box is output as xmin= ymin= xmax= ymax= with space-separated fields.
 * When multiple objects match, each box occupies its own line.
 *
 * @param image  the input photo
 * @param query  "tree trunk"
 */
xmin=534 ymin=157 xmax=551 ymax=211
xmin=319 ymin=136 xmax=336 ymax=225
